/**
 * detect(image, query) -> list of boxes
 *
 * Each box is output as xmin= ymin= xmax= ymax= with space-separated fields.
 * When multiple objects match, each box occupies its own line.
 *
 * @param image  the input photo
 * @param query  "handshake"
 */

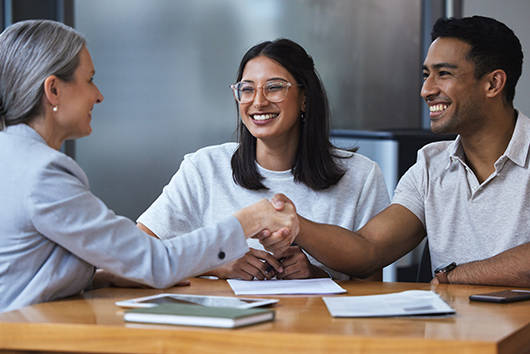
xmin=233 ymin=193 xmax=298 ymax=256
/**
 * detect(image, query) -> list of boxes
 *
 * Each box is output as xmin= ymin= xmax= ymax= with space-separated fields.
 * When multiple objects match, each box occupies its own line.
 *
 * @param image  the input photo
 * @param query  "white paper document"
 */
xmin=227 ymin=278 xmax=347 ymax=295
xmin=323 ymin=290 xmax=455 ymax=317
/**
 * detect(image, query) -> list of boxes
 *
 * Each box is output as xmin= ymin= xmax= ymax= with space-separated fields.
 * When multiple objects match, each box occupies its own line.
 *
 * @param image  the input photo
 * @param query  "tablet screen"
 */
xmin=116 ymin=294 xmax=278 ymax=309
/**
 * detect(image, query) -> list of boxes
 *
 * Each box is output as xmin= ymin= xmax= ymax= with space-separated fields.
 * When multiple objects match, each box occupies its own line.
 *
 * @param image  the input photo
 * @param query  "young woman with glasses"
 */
xmin=138 ymin=38 xmax=389 ymax=280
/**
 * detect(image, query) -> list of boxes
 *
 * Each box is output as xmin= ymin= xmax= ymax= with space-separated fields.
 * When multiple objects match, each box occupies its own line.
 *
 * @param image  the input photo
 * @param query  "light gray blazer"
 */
xmin=0 ymin=124 xmax=248 ymax=312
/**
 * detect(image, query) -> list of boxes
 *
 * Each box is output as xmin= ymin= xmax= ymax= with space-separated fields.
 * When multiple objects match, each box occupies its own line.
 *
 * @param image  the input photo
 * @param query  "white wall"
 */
xmin=463 ymin=0 xmax=530 ymax=116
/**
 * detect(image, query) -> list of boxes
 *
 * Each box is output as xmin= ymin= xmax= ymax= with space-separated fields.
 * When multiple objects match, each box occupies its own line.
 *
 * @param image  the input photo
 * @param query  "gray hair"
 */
xmin=0 ymin=19 xmax=86 ymax=129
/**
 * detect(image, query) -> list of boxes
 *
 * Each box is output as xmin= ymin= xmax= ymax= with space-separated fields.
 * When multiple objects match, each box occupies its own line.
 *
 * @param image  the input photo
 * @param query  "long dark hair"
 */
xmin=231 ymin=38 xmax=348 ymax=191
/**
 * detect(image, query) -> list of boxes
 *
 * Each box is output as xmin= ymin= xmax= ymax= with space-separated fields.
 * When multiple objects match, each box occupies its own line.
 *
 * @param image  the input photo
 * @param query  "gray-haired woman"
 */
xmin=0 ymin=20 xmax=297 ymax=313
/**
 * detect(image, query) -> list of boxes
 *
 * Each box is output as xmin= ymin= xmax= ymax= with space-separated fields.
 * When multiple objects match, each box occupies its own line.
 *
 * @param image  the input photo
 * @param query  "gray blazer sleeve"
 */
xmin=28 ymin=154 xmax=249 ymax=288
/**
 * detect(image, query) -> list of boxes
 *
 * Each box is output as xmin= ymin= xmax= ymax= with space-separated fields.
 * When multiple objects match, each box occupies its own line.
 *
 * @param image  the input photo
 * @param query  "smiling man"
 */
xmin=266 ymin=15 xmax=530 ymax=287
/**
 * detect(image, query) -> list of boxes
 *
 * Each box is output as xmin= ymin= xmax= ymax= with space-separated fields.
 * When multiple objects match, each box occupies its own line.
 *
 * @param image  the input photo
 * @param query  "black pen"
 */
xmin=265 ymin=257 xmax=285 ymax=273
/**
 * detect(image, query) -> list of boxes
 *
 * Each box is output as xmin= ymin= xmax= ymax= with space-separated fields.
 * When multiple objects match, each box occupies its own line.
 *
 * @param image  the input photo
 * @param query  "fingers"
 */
xmin=271 ymin=193 xmax=297 ymax=212
xmin=235 ymin=196 xmax=299 ymax=243
xmin=259 ymin=227 xmax=298 ymax=256
xmin=262 ymin=199 xmax=299 ymax=239
xmin=275 ymin=246 xmax=313 ymax=280
xmin=248 ymin=249 xmax=285 ymax=279
xmin=252 ymin=229 xmax=271 ymax=240
xmin=259 ymin=254 xmax=284 ymax=274
xmin=222 ymin=249 xmax=284 ymax=280
xmin=245 ymin=257 xmax=273 ymax=280
xmin=270 ymin=194 xmax=286 ymax=210
xmin=279 ymin=203 xmax=299 ymax=240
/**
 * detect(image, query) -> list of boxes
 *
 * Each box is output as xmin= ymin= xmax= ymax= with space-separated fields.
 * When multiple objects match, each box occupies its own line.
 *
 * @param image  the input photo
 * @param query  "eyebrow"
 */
xmin=241 ymin=77 xmax=288 ymax=83
xmin=422 ymin=63 xmax=458 ymax=71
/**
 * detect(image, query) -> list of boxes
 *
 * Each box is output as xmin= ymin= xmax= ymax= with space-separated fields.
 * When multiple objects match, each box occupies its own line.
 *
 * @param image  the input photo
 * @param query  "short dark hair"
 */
xmin=231 ymin=38 xmax=348 ymax=191
xmin=431 ymin=16 xmax=523 ymax=106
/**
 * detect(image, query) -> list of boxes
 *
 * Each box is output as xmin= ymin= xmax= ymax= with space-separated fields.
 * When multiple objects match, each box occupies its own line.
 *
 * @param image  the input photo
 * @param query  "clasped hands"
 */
xmin=234 ymin=193 xmax=298 ymax=255
xmin=227 ymin=194 xmax=325 ymax=280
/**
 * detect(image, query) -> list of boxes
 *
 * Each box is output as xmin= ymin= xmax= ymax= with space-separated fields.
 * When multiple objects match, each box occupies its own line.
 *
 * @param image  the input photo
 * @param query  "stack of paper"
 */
xmin=227 ymin=278 xmax=347 ymax=295
xmin=323 ymin=290 xmax=455 ymax=317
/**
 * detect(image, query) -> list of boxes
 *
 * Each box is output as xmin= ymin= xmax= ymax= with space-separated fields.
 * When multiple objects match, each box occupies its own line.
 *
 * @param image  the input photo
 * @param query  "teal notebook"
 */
xmin=124 ymin=303 xmax=275 ymax=328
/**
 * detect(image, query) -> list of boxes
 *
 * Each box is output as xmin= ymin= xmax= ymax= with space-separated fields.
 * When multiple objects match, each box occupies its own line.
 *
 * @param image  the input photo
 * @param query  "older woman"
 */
xmin=138 ymin=39 xmax=389 ymax=280
xmin=0 ymin=20 xmax=297 ymax=313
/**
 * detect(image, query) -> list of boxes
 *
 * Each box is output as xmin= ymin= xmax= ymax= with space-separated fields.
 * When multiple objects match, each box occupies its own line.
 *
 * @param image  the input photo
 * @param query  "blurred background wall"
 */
xmin=72 ymin=0 xmax=423 ymax=220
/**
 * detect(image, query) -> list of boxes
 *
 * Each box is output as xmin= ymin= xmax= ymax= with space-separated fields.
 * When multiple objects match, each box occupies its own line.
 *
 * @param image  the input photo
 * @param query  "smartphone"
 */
xmin=469 ymin=289 xmax=530 ymax=303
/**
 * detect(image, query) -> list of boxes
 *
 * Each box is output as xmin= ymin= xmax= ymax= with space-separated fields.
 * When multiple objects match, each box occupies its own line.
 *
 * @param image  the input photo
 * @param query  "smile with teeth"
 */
xmin=252 ymin=113 xmax=278 ymax=121
xmin=429 ymin=104 xmax=448 ymax=112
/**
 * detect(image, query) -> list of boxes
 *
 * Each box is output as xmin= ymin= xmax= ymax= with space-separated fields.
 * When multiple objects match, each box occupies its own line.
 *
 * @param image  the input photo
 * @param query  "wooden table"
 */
xmin=1 ymin=278 xmax=530 ymax=354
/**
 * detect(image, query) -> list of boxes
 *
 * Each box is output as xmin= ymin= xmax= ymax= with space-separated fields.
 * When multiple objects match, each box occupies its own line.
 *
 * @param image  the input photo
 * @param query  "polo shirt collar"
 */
xmin=446 ymin=109 xmax=530 ymax=169
xmin=503 ymin=110 xmax=530 ymax=167
xmin=447 ymin=136 xmax=464 ymax=168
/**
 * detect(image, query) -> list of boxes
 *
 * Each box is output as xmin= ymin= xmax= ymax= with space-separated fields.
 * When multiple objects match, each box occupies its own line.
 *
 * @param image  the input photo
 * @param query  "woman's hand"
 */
xmin=275 ymin=246 xmax=330 ymax=279
xmin=250 ymin=194 xmax=299 ymax=256
xmin=204 ymin=248 xmax=284 ymax=280
xmin=234 ymin=197 xmax=299 ymax=256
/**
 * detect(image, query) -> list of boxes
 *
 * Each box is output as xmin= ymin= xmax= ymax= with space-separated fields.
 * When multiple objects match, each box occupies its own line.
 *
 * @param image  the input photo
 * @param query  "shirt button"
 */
xmin=218 ymin=251 xmax=226 ymax=260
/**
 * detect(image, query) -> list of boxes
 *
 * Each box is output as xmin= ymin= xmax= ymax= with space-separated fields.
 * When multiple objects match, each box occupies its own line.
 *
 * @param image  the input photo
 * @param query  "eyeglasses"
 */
xmin=230 ymin=80 xmax=302 ymax=103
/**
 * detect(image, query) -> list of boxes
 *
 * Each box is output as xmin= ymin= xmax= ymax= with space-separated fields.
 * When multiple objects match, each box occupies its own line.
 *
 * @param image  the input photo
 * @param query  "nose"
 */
xmin=95 ymin=84 xmax=104 ymax=104
xmin=421 ymin=75 xmax=438 ymax=101
xmin=253 ymin=86 xmax=269 ymax=107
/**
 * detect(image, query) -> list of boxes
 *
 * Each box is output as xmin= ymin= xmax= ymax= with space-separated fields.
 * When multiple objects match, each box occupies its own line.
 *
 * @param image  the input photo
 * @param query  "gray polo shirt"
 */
xmin=393 ymin=110 xmax=530 ymax=273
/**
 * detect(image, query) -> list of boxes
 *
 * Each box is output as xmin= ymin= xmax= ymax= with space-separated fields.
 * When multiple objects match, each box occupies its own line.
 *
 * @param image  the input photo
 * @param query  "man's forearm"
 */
xmin=294 ymin=216 xmax=381 ymax=278
xmin=448 ymin=243 xmax=530 ymax=287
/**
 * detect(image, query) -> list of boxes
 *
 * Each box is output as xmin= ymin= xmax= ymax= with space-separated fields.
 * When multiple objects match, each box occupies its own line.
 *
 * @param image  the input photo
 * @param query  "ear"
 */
xmin=301 ymin=91 xmax=306 ymax=113
xmin=43 ymin=75 xmax=61 ymax=108
xmin=485 ymin=69 xmax=507 ymax=99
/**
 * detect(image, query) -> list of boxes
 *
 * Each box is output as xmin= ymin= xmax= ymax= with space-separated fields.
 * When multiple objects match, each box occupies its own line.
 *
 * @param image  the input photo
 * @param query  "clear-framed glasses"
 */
xmin=230 ymin=80 xmax=302 ymax=103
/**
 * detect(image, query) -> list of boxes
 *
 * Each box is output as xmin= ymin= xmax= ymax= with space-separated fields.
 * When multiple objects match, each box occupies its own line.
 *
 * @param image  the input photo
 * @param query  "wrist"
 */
xmin=294 ymin=215 xmax=309 ymax=244
xmin=434 ymin=262 xmax=457 ymax=284
xmin=234 ymin=208 xmax=259 ymax=239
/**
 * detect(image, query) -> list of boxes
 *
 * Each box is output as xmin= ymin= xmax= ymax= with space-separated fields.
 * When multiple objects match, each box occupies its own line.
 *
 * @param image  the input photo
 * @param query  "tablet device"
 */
xmin=469 ymin=289 xmax=530 ymax=303
xmin=115 ymin=293 xmax=279 ymax=309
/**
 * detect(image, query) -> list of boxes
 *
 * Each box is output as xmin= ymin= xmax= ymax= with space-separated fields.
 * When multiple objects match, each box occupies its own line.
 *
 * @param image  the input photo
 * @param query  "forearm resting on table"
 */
xmin=92 ymin=269 xmax=151 ymax=289
xmin=446 ymin=243 xmax=530 ymax=287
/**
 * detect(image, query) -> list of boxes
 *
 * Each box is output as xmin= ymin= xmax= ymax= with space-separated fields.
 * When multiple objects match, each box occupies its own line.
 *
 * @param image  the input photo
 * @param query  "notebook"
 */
xmin=124 ymin=303 xmax=275 ymax=328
